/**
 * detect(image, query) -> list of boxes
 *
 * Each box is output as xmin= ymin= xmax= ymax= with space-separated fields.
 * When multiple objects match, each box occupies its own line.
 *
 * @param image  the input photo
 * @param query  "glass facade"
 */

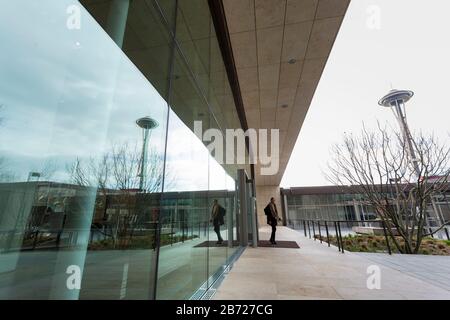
xmin=284 ymin=189 xmax=450 ymax=228
xmin=285 ymin=193 xmax=368 ymax=222
xmin=0 ymin=0 xmax=251 ymax=300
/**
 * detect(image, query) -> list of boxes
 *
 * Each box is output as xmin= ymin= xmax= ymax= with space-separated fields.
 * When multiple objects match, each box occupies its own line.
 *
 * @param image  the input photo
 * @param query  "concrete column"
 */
xmin=251 ymin=197 xmax=258 ymax=247
xmin=353 ymin=200 xmax=361 ymax=221
xmin=238 ymin=170 xmax=248 ymax=246
xmin=227 ymin=196 xmax=233 ymax=248
xmin=105 ymin=0 xmax=130 ymax=48
xmin=255 ymin=185 xmax=281 ymax=229
xmin=282 ymin=193 xmax=289 ymax=223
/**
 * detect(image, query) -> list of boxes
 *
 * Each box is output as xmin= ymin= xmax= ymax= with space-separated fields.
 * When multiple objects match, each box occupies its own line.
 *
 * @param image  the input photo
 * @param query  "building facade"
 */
xmin=282 ymin=185 xmax=450 ymax=228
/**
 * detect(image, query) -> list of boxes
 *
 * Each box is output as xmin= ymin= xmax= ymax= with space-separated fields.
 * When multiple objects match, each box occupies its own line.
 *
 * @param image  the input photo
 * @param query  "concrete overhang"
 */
xmin=223 ymin=0 xmax=350 ymax=186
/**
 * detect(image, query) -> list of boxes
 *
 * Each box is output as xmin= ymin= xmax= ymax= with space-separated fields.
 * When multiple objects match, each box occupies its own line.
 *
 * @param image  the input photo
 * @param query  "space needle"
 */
xmin=379 ymin=89 xmax=443 ymax=226
xmin=136 ymin=116 xmax=158 ymax=191
xmin=378 ymin=89 xmax=420 ymax=177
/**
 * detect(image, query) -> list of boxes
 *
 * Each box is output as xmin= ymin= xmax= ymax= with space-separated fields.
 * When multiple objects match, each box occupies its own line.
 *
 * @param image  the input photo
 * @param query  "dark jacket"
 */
xmin=213 ymin=205 xmax=226 ymax=226
xmin=264 ymin=203 xmax=278 ymax=226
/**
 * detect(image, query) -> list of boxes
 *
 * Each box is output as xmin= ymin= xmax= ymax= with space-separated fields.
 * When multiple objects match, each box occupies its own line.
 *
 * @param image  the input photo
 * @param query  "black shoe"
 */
xmin=272 ymin=241 xmax=277 ymax=245
xmin=216 ymin=240 xmax=223 ymax=245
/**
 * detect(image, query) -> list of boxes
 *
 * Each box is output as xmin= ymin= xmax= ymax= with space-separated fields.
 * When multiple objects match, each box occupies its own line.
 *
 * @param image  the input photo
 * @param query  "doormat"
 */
xmin=194 ymin=240 xmax=299 ymax=248
xmin=194 ymin=240 xmax=240 ymax=248
xmin=257 ymin=240 xmax=300 ymax=248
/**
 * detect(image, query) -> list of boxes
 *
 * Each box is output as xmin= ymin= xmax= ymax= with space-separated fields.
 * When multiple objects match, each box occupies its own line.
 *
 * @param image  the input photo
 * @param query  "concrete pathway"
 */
xmin=356 ymin=252 xmax=450 ymax=292
xmin=214 ymin=226 xmax=450 ymax=300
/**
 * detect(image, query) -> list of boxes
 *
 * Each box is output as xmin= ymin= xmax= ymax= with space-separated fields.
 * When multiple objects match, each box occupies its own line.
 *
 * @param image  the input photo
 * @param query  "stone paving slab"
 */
xmin=355 ymin=252 xmax=450 ymax=292
xmin=214 ymin=226 xmax=450 ymax=300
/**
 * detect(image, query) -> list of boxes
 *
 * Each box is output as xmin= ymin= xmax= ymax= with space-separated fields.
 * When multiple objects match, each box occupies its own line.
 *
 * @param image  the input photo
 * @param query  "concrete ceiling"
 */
xmin=223 ymin=0 xmax=350 ymax=186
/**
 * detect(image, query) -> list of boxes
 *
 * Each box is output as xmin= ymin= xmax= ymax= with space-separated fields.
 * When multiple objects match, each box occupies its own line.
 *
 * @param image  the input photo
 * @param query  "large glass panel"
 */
xmin=1 ymin=0 xmax=247 ymax=301
xmin=207 ymin=123 xmax=230 ymax=286
xmin=0 ymin=0 xmax=170 ymax=299
xmin=155 ymin=45 xmax=211 ymax=298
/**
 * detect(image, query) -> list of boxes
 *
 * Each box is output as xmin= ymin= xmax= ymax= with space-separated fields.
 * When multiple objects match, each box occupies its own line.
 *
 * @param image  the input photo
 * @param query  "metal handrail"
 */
xmin=287 ymin=218 xmax=404 ymax=255
xmin=290 ymin=218 xmax=450 ymax=254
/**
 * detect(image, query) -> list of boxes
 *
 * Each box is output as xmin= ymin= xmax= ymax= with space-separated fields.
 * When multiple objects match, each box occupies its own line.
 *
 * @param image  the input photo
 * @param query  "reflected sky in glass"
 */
xmin=0 ymin=0 xmax=234 ymax=191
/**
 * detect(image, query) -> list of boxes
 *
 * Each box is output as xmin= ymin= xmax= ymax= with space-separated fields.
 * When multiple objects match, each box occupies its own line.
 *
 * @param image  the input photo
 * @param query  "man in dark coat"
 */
xmin=264 ymin=197 xmax=281 ymax=245
xmin=211 ymin=199 xmax=225 ymax=244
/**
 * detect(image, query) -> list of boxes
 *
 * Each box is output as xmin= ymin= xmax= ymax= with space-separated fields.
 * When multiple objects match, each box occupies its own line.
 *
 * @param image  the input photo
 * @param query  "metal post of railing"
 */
xmin=68 ymin=231 xmax=73 ymax=245
xmin=318 ymin=222 xmax=322 ymax=244
xmin=429 ymin=228 xmax=434 ymax=239
xmin=56 ymin=230 xmax=62 ymax=249
xmin=182 ymin=220 xmax=185 ymax=243
xmin=334 ymin=221 xmax=341 ymax=252
xmin=33 ymin=231 xmax=39 ymax=250
xmin=337 ymin=221 xmax=344 ymax=253
xmin=303 ymin=220 xmax=307 ymax=237
xmin=170 ymin=212 xmax=174 ymax=245
xmin=198 ymin=220 xmax=201 ymax=239
xmin=307 ymin=220 xmax=311 ymax=238
xmin=445 ymin=226 xmax=450 ymax=241
xmin=312 ymin=221 xmax=316 ymax=240
xmin=325 ymin=221 xmax=330 ymax=247
xmin=381 ymin=221 xmax=392 ymax=255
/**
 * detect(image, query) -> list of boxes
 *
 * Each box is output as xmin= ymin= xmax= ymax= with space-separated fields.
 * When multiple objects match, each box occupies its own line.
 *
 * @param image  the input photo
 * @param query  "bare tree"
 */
xmin=66 ymin=157 xmax=90 ymax=187
xmin=67 ymin=142 xmax=169 ymax=192
xmin=326 ymin=123 xmax=450 ymax=254
xmin=66 ymin=142 xmax=173 ymax=248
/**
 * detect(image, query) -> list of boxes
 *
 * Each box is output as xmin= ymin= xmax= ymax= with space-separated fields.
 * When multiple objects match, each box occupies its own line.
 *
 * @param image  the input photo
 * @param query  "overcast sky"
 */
xmin=281 ymin=0 xmax=450 ymax=187
xmin=0 ymin=0 xmax=234 ymax=192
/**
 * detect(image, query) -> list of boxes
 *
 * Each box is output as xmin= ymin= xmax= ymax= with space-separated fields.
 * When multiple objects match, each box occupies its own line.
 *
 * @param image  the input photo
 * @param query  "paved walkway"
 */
xmin=214 ymin=226 xmax=450 ymax=300
xmin=356 ymin=252 xmax=450 ymax=292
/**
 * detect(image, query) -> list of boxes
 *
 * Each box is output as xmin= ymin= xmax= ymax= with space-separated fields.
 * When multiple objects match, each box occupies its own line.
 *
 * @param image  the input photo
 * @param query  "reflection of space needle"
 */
xmin=136 ymin=117 xmax=158 ymax=191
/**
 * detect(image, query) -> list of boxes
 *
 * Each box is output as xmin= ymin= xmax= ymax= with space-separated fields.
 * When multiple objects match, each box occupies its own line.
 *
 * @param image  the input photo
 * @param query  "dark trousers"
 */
xmin=270 ymin=224 xmax=276 ymax=242
xmin=214 ymin=224 xmax=223 ymax=242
